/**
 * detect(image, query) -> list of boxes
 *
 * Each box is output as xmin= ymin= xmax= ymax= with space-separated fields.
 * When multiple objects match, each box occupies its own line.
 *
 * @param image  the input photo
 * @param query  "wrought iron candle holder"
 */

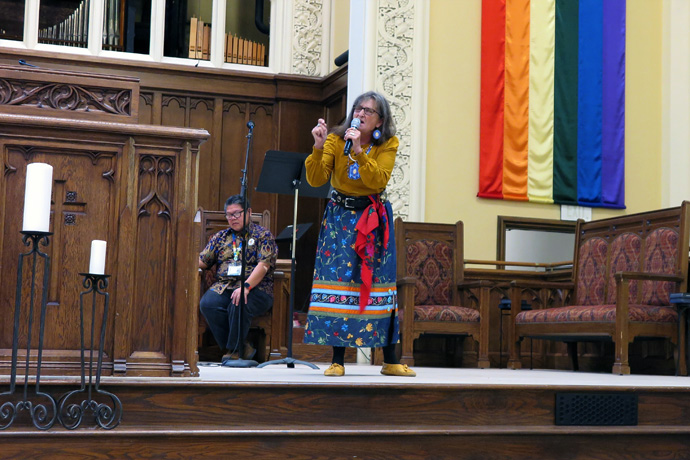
xmin=0 ymin=231 xmax=57 ymax=430
xmin=58 ymin=273 xmax=122 ymax=429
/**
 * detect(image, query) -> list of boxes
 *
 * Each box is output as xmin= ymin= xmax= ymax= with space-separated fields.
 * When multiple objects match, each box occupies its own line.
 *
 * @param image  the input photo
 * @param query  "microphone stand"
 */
xmin=222 ymin=121 xmax=258 ymax=368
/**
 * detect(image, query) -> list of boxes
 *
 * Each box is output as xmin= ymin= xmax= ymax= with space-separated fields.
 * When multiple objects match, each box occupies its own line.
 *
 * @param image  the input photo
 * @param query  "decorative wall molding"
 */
xmin=289 ymin=0 xmax=427 ymax=218
xmin=0 ymin=79 xmax=132 ymax=116
xmin=162 ymin=95 xmax=189 ymax=110
xmin=138 ymin=155 xmax=174 ymax=219
xmin=291 ymin=0 xmax=325 ymax=76
xmin=373 ymin=0 xmax=427 ymax=221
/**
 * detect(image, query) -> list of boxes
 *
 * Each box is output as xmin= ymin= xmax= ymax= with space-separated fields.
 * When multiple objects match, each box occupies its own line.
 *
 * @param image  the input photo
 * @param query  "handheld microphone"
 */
xmin=343 ymin=118 xmax=361 ymax=155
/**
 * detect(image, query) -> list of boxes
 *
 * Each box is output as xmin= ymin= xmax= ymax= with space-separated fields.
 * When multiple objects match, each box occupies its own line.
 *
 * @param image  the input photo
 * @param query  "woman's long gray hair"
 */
xmin=332 ymin=91 xmax=396 ymax=146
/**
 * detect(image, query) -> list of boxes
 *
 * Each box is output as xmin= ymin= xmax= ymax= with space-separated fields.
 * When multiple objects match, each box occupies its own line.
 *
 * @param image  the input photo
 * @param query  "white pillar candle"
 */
xmin=89 ymin=240 xmax=107 ymax=275
xmin=22 ymin=163 xmax=53 ymax=232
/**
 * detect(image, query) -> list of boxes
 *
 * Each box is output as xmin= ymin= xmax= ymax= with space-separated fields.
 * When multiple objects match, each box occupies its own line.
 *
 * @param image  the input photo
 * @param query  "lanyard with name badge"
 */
xmin=228 ymin=233 xmax=242 ymax=276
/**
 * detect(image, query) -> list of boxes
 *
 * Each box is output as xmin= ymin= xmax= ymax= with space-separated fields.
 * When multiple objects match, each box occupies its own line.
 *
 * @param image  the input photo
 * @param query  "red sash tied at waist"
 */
xmin=354 ymin=194 xmax=390 ymax=313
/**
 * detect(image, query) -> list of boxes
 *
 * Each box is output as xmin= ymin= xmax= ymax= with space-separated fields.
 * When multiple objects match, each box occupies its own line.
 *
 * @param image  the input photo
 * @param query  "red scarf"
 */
xmin=354 ymin=196 xmax=390 ymax=313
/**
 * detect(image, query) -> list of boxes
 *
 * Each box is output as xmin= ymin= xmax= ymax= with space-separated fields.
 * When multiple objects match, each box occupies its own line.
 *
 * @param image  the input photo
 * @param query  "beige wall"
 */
xmin=426 ymin=0 xmax=664 ymax=259
xmin=331 ymin=0 xmax=350 ymax=72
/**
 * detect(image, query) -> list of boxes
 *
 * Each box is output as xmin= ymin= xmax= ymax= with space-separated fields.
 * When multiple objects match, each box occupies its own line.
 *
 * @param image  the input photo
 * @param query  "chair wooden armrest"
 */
xmin=465 ymin=259 xmax=572 ymax=269
xmin=509 ymin=279 xmax=574 ymax=290
xmin=457 ymin=280 xmax=493 ymax=289
xmin=397 ymin=276 xmax=416 ymax=286
xmin=614 ymin=272 xmax=684 ymax=283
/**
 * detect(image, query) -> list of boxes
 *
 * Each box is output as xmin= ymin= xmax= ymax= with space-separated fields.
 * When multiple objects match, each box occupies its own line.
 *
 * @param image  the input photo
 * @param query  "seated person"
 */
xmin=199 ymin=194 xmax=277 ymax=362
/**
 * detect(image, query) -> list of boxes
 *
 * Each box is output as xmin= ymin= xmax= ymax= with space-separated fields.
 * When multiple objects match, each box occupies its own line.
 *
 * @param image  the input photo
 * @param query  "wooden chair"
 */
xmin=195 ymin=208 xmax=288 ymax=362
xmin=396 ymin=218 xmax=490 ymax=368
xmin=508 ymin=202 xmax=690 ymax=375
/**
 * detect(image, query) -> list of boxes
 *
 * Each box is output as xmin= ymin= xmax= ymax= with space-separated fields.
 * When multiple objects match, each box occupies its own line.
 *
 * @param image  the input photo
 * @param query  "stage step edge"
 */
xmin=4 ymin=425 xmax=690 ymax=437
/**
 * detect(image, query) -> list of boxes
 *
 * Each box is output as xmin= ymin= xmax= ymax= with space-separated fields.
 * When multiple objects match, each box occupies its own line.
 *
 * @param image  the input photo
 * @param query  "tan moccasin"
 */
xmin=324 ymin=363 xmax=345 ymax=376
xmin=381 ymin=363 xmax=416 ymax=377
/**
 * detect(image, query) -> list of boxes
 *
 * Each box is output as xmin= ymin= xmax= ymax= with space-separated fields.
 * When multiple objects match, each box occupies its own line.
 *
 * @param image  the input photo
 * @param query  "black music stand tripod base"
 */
xmin=255 ymin=150 xmax=328 ymax=370
xmin=258 ymin=356 xmax=317 ymax=369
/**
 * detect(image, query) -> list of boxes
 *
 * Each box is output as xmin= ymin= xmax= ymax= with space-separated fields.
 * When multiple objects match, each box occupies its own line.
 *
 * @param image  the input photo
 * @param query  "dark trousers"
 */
xmin=200 ymin=288 xmax=273 ymax=352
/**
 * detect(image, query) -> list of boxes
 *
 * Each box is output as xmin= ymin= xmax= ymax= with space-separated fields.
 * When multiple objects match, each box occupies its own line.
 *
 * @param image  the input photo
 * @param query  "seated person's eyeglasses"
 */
xmin=226 ymin=211 xmax=244 ymax=220
xmin=354 ymin=106 xmax=380 ymax=116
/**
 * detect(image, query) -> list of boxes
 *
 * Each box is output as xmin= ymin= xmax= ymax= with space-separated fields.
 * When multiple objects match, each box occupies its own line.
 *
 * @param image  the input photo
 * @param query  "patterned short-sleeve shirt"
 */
xmin=200 ymin=223 xmax=278 ymax=296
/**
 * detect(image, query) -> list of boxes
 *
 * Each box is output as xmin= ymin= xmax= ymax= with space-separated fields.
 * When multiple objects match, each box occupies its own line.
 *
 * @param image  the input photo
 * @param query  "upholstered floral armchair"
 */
xmin=395 ymin=218 xmax=490 ymax=367
xmin=508 ymin=202 xmax=690 ymax=375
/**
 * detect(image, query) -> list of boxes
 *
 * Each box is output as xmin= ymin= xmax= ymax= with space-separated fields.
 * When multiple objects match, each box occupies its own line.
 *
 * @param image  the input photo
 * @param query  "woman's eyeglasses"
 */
xmin=353 ymin=106 xmax=380 ymax=117
xmin=225 ymin=210 xmax=245 ymax=220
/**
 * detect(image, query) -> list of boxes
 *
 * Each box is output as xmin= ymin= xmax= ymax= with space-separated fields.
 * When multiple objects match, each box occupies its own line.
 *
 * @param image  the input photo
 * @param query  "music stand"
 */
xmin=275 ymin=223 xmax=312 ymax=243
xmin=256 ymin=150 xmax=330 ymax=369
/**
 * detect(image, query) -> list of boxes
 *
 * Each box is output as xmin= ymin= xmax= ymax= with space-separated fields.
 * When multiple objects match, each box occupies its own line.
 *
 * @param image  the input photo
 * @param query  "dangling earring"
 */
xmin=372 ymin=128 xmax=382 ymax=140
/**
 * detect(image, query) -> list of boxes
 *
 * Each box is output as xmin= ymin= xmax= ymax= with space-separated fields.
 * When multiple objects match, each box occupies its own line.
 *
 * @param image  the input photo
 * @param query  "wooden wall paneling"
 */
xmin=172 ymin=139 xmax=200 ymax=376
xmin=152 ymin=92 xmax=163 ymax=125
xmin=113 ymin=127 xmax=206 ymax=377
xmin=188 ymin=97 xmax=216 ymax=210
xmin=0 ymin=140 xmax=120 ymax=374
xmin=325 ymin=93 xmax=347 ymax=127
xmin=246 ymin=103 xmax=275 ymax=228
xmin=219 ymin=102 xmax=250 ymax=207
xmin=139 ymin=92 xmax=154 ymax=125
xmin=321 ymin=64 xmax=348 ymax=103
xmin=129 ymin=151 xmax=175 ymax=369
xmin=47 ymin=148 xmax=118 ymax=351
xmin=0 ymin=141 xmax=11 ymax=347
xmin=112 ymin=137 xmax=137 ymax=375
xmin=161 ymin=95 xmax=188 ymax=129
xmin=203 ymin=97 xmax=224 ymax=211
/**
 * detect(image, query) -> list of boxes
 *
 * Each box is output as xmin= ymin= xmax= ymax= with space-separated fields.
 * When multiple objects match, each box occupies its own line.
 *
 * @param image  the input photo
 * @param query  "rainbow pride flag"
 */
xmin=478 ymin=0 xmax=626 ymax=209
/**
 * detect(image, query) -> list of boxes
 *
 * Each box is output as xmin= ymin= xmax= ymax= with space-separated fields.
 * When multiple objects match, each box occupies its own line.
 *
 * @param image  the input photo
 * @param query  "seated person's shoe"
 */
xmin=221 ymin=342 xmax=256 ymax=363
xmin=242 ymin=342 xmax=256 ymax=360
xmin=381 ymin=363 xmax=416 ymax=377
xmin=324 ymin=363 xmax=345 ymax=376
xmin=222 ymin=351 xmax=238 ymax=363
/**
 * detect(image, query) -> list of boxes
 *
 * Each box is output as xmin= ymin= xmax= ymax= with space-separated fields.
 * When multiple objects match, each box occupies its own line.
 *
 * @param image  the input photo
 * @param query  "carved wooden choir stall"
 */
xmin=0 ymin=64 xmax=208 ymax=377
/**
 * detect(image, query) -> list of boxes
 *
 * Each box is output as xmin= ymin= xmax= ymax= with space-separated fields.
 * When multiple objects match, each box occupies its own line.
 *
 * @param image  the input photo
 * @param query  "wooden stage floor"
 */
xmin=3 ymin=365 xmax=690 ymax=459
xmin=195 ymin=362 xmax=690 ymax=388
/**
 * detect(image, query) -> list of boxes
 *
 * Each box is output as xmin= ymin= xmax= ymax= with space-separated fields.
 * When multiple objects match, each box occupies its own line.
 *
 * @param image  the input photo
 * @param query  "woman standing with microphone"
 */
xmin=303 ymin=91 xmax=415 ymax=377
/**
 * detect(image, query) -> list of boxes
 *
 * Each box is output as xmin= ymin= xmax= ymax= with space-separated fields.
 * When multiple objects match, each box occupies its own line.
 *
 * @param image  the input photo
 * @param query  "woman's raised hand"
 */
xmin=312 ymin=118 xmax=328 ymax=149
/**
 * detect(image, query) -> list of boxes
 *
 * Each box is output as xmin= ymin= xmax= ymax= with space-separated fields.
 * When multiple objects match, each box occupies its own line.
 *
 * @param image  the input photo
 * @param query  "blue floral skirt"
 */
xmin=303 ymin=199 xmax=399 ymax=348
